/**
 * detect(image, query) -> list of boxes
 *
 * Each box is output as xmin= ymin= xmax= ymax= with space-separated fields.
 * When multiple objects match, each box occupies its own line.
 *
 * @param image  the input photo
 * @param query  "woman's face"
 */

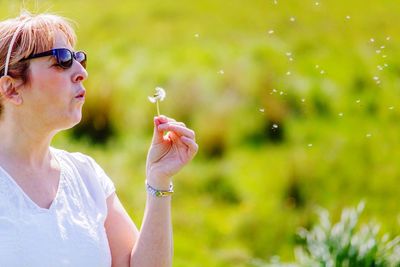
xmin=20 ymin=30 xmax=88 ymax=131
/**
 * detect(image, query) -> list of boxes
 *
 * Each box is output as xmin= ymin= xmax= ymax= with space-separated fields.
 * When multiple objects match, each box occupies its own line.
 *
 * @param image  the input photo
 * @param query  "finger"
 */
xmin=158 ymin=123 xmax=195 ymax=139
xmin=152 ymin=116 xmax=169 ymax=144
xmin=180 ymin=136 xmax=199 ymax=157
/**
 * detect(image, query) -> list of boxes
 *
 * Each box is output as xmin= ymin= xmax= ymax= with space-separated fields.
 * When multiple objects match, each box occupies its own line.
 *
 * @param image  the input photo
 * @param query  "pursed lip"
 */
xmin=75 ymin=89 xmax=86 ymax=99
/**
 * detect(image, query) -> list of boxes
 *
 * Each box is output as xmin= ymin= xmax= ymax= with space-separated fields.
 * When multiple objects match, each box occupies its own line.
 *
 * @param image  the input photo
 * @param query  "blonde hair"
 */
xmin=0 ymin=10 xmax=77 ymax=115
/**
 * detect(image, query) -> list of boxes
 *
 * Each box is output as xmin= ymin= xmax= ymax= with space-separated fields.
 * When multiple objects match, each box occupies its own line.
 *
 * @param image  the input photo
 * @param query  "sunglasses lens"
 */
xmin=56 ymin=49 xmax=73 ymax=68
xmin=75 ymin=51 xmax=87 ymax=69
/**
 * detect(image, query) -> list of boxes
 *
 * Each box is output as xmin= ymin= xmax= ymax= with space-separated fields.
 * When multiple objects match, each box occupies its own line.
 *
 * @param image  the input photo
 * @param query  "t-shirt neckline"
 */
xmin=0 ymin=147 xmax=65 ymax=213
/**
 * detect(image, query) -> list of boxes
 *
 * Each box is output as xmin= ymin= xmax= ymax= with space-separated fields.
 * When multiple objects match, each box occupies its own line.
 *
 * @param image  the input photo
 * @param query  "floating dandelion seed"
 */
xmin=338 ymin=112 xmax=343 ymax=117
xmin=370 ymin=38 xmax=375 ymax=43
xmin=268 ymin=30 xmax=275 ymax=35
xmin=376 ymin=80 xmax=381 ymax=85
xmin=377 ymin=65 xmax=383 ymax=71
xmin=382 ymin=54 xmax=387 ymax=58
xmin=366 ymin=133 xmax=372 ymax=138
xmin=386 ymin=36 xmax=391 ymax=41
xmin=290 ymin=16 xmax=296 ymax=22
xmin=272 ymin=124 xmax=279 ymax=129
xmin=320 ymin=70 xmax=325 ymax=74
xmin=389 ymin=106 xmax=394 ymax=110
xmin=384 ymin=63 xmax=388 ymax=67
xmin=259 ymin=108 xmax=265 ymax=113
xmin=286 ymin=52 xmax=292 ymax=56
xmin=148 ymin=87 xmax=166 ymax=116
xmin=345 ymin=15 xmax=351 ymax=20
xmin=301 ymin=98 xmax=305 ymax=103
xmin=218 ymin=69 xmax=224 ymax=75
xmin=315 ymin=2 xmax=320 ymax=6
xmin=308 ymin=144 xmax=313 ymax=147
xmin=273 ymin=0 xmax=278 ymax=4
xmin=373 ymin=76 xmax=379 ymax=81
xmin=315 ymin=64 xmax=320 ymax=69
xmin=286 ymin=71 xmax=291 ymax=76
xmin=356 ymin=99 xmax=361 ymax=103
xmin=380 ymin=45 xmax=385 ymax=49
xmin=376 ymin=50 xmax=381 ymax=54
xmin=194 ymin=33 xmax=200 ymax=38
xmin=279 ymin=91 xmax=285 ymax=95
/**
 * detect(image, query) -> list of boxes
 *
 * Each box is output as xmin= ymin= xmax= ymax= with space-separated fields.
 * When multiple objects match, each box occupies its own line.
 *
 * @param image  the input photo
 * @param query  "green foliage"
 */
xmin=1 ymin=0 xmax=400 ymax=266
xmin=266 ymin=203 xmax=400 ymax=267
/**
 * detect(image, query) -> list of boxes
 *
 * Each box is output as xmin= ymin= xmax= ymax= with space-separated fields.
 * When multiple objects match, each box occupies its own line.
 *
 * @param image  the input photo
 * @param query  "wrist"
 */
xmin=145 ymin=179 xmax=174 ymax=197
xmin=146 ymin=175 xmax=172 ymax=190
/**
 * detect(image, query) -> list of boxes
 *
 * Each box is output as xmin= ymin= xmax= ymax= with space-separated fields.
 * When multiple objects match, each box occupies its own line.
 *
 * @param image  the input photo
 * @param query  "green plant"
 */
xmin=266 ymin=202 xmax=400 ymax=267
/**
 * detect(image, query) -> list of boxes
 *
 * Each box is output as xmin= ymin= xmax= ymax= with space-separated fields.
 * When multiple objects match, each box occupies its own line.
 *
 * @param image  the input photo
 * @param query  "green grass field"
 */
xmin=1 ymin=0 xmax=400 ymax=266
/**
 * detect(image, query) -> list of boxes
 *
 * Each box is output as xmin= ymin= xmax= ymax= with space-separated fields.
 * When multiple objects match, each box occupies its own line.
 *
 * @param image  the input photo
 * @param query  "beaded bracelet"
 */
xmin=145 ymin=180 xmax=174 ymax=197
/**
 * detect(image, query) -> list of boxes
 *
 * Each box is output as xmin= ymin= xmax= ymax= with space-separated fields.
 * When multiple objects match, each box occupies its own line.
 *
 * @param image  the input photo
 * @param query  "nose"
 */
xmin=72 ymin=60 xmax=88 ymax=83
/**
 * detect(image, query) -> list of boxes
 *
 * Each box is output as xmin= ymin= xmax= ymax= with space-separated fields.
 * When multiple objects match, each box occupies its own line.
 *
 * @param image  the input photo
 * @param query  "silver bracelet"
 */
xmin=145 ymin=180 xmax=174 ymax=197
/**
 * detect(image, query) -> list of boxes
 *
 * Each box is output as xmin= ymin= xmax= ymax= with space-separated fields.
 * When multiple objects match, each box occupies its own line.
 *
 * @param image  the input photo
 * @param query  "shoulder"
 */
xmin=50 ymin=147 xmax=100 ymax=171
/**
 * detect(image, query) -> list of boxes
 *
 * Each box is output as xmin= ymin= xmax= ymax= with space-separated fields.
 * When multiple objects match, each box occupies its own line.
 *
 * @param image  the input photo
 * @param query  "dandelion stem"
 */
xmin=156 ymin=101 xmax=160 ymax=116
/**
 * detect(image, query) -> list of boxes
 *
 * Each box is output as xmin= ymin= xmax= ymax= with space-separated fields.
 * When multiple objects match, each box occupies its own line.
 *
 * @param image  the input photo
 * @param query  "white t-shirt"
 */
xmin=0 ymin=147 xmax=115 ymax=267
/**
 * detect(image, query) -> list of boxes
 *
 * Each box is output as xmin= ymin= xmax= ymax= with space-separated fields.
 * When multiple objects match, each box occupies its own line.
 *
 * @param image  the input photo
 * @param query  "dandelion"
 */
xmin=148 ymin=87 xmax=166 ymax=116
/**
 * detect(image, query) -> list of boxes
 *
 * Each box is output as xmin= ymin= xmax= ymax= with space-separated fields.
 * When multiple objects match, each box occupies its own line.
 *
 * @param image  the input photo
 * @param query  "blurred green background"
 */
xmin=1 ymin=0 xmax=400 ymax=266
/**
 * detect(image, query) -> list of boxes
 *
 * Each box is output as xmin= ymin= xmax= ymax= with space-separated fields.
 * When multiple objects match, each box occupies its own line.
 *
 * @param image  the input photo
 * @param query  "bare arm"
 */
xmin=105 ymin=115 xmax=197 ymax=267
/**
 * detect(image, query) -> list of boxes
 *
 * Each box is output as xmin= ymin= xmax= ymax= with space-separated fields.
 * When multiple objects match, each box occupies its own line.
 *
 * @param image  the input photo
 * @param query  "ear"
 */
xmin=0 ymin=75 xmax=23 ymax=105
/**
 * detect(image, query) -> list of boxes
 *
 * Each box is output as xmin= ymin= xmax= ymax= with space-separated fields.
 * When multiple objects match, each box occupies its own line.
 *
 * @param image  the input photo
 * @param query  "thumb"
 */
xmin=152 ymin=116 xmax=168 ymax=144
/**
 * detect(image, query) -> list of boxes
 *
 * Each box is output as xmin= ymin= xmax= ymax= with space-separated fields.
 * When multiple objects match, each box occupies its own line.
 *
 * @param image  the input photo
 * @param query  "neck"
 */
xmin=0 ymin=113 xmax=58 ymax=169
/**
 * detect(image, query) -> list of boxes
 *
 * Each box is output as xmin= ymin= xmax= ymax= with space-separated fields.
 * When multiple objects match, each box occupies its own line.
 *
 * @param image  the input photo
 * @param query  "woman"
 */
xmin=0 ymin=11 xmax=198 ymax=267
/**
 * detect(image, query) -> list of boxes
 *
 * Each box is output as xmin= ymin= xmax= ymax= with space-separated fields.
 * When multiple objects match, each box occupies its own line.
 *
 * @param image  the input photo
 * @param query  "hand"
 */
xmin=146 ymin=115 xmax=198 ymax=188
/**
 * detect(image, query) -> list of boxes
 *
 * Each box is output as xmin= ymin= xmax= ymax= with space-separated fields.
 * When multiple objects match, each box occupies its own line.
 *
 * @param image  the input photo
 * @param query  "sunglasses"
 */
xmin=22 ymin=48 xmax=87 ymax=69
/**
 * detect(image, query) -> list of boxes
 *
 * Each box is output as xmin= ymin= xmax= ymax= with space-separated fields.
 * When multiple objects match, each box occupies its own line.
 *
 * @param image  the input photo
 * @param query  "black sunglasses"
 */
xmin=22 ymin=48 xmax=87 ymax=69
